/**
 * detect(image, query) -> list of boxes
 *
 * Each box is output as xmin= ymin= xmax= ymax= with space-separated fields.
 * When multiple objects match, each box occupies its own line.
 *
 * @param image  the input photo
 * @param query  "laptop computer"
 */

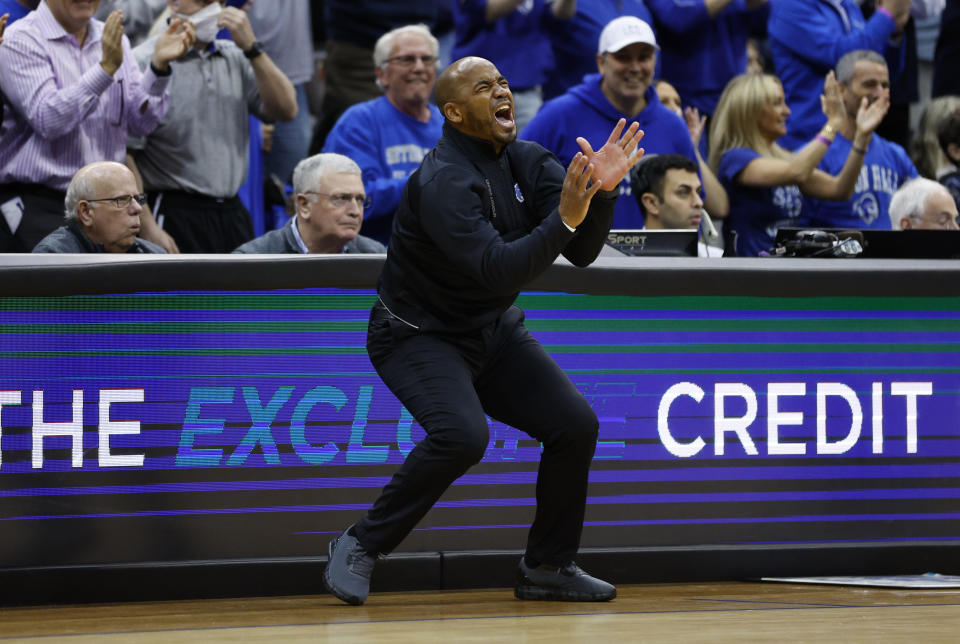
xmin=606 ymin=229 xmax=699 ymax=257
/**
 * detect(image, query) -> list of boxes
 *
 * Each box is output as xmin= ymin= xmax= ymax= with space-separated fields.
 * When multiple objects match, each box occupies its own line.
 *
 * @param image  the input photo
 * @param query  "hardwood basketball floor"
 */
xmin=2 ymin=582 xmax=959 ymax=643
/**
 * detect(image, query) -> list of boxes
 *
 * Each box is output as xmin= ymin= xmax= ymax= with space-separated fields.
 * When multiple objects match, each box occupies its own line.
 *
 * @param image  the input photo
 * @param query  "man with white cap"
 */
xmin=522 ymin=15 xmax=698 ymax=229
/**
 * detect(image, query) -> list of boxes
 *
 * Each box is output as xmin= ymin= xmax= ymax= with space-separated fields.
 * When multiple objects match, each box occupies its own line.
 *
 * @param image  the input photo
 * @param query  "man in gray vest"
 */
xmin=33 ymin=161 xmax=165 ymax=254
xmin=129 ymin=0 xmax=298 ymax=253
xmin=233 ymin=153 xmax=385 ymax=254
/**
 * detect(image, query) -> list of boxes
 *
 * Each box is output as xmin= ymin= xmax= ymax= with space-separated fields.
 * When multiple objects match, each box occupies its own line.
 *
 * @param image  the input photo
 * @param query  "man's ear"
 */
xmin=442 ymin=102 xmax=462 ymax=124
xmin=374 ymin=65 xmax=388 ymax=91
xmin=640 ymin=192 xmax=660 ymax=215
xmin=77 ymin=202 xmax=94 ymax=226
xmin=595 ymin=53 xmax=604 ymax=75
xmin=295 ymin=194 xmax=311 ymax=218
xmin=899 ymin=216 xmax=913 ymax=230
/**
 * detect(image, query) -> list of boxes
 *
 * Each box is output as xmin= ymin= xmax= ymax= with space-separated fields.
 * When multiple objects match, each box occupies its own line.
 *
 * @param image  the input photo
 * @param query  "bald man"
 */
xmin=323 ymin=56 xmax=644 ymax=606
xmin=33 ymin=162 xmax=165 ymax=253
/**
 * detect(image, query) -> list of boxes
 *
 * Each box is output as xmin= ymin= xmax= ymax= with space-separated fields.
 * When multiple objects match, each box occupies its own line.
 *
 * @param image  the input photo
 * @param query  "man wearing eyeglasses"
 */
xmin=127 ymin=0 xmax=298 ymax=253
xmin=0 ymin=0 xmax=195 ymax=252
xmin=33 ymin=161 xmax=165 ymax=253
xmin=322 ymin=24 xmax=444 ymax=245
xmin=890 ymin=178 xmax=960 ymax=231
xmin=233 ymin=153 xmax=385 ymax=254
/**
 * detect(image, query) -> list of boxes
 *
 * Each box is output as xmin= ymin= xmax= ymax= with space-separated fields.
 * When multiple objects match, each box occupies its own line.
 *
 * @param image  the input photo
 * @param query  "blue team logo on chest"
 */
xmin=514 ymin=183 xmax=524 ymax=203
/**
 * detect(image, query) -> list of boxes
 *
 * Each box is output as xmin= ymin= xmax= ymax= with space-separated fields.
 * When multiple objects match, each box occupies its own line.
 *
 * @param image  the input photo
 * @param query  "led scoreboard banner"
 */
xmin=0 ymin=255 xmax=958 ymax=600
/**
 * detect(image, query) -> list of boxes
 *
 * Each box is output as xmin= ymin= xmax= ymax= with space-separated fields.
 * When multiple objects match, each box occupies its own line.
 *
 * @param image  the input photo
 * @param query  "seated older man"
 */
xmin=233 ymin=153 xmax=386 ymax=254
xmin=33 ymin=162 xmax=166 ymax=253
xmin=889 ymin=178 xmax=960 ymax=231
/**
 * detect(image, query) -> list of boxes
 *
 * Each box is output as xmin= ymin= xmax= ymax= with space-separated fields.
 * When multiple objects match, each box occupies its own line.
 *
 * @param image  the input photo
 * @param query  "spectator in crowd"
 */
xmin=0 ymin=0 xmax=194 ymax=252
xmin=655 ymin=79 xmax=729 ymax=220
xmin=708 ymin=72 xmax=888 ymax=256
xmin=323 ymin=24 xmax=443 ymax=246
xmin=310 ymin=0 xmax=438 ymax=154
xmin=33 ymin=161 xmax=165 ymax=253
xmin=0 ymin=0 xmax=37 ymax=25
xmin=937 ymin=107 xmax=960 ymax=208
xmin=646 ymin=0 xmax=768 ymax=120
xmin=541 ymin=0 xmax=653 ymax=101
xmin=889 ymin=177 xmax=960 ymax=229
xmin=522 ymin=16 xmax=697 ymax=229
xmin=911 ymin=95 xmax=960 ymax=179
xmin=247 ymin=0 xmax=313 ymax=184
xmin=767 ymin=0 xmax=910 ymax=150
xmin=128 ymin=0 xmax=298 ymax=254
xmin=933 ymin=0 xmax=960 ymax=97
xmin=807 ymin=50 xmax=917 ymax=230
xmin=450 ymin=0 xmax=575 ymax=132
xmin=631 ymin=153 xmax=722 ymax=256
xmin=654 ymin=79 xmax=682 ymax=115
xmin=233 ymin=153 xmax=385 ymax=254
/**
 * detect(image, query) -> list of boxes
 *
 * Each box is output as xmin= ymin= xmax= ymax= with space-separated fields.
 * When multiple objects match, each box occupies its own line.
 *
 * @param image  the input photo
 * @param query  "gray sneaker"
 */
xmin=514 ymin=558 xmax=616 ymax=601
xmin=323 ymin=526 xmax=375 ymax=605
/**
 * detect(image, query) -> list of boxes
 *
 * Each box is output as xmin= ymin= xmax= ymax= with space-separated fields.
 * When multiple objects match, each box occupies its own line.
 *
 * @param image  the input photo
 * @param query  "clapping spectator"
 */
xmin=128 ymin=0 xmax=297 ymax=254
xmin=806 ymin=50 xmax=918 ymax=230
xmin=708 ymin=71 xmax=888 ymax=256
xmin=0 ymin=0 xmax=194 ymax=251
xmin=768 ymin=0 xmax=910 ymax=150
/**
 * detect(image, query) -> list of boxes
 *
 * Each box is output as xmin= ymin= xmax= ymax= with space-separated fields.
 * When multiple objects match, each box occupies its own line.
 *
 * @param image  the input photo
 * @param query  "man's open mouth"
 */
xmin=494 ymin=103 xmax=515 ymax=128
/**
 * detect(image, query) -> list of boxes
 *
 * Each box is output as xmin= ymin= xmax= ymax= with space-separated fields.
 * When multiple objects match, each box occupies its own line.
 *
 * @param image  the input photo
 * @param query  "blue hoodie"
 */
xmin=521 ymin=73 xmax=697 ymax=229
xmin=768 ymin=0 xmax=903 ymax=151
xmin=646 ymin=0 xmax=767 ymax=116
xmin=451 ymin=0 xmax=554 ymax=91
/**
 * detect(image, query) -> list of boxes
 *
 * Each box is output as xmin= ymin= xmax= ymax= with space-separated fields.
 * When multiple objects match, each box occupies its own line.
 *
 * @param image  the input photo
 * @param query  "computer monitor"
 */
xmin=775 ymin=228 xmax=960 ymax=259
xmin=606 ymin=229 xmax=698 ymax=257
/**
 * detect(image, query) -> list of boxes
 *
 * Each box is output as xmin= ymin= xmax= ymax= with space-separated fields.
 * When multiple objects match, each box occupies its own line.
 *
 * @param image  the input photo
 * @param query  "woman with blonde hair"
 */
xmin=708 ymin=72 xmax=887 ymax=256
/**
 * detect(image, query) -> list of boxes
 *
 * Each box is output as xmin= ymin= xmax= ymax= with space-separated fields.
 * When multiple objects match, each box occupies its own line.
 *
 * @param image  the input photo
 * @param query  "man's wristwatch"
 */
xmin=243 ymin=41 xmax=265 ymax=60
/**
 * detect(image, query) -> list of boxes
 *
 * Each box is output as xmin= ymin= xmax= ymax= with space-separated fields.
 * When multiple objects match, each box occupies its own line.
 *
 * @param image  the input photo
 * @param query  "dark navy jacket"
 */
xmin=379 ymin=122 xmax=617 ymax=334
xmin=32 ymin=221 xmax=167 ymax=254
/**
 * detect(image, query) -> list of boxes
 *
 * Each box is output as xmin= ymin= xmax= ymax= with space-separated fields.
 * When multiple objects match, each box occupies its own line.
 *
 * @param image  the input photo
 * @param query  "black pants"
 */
xmin=356 ymin=301 xmax=599 ymax=566
xmin=0 ymin=183 xmax=67 ymax=252
xmin=149 ymin=191 xmax=254 ymax=254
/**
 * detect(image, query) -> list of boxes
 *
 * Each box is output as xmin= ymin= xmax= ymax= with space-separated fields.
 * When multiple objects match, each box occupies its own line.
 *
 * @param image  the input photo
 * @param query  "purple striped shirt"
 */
xmin=0 ymin=1 xmax=170 ymax=191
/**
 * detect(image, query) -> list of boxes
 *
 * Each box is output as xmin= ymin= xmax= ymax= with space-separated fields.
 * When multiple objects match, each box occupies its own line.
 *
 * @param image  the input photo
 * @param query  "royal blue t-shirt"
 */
xmin=807 ymin=134 xmax=917 ymax=230
xmin=719 ymin=147 xmax=805 ymax=257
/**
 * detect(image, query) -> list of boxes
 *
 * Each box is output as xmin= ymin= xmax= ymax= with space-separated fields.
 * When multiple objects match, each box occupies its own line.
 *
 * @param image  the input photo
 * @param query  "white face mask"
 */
xmin=176 ymin=2 xmax=222 ymax=44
